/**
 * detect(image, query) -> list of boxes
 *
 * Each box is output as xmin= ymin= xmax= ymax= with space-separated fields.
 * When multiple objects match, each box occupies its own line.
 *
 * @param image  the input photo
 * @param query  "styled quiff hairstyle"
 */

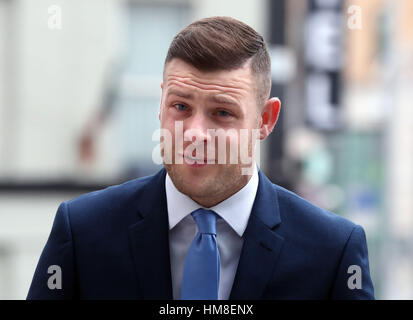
xmin=164 ymin=16 xmax=271 ymax=110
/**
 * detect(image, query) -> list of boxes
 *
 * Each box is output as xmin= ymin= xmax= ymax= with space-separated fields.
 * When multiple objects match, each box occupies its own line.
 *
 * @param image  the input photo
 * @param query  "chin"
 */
xmin=174 ymin=168 xmax=215 ymax=192
xmin=181 ymin=170 xmax=211 ymax=187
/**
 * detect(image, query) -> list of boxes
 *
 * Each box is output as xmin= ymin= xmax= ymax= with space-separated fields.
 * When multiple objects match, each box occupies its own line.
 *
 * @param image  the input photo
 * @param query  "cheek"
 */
xmin=160 ymin=112 xmax=175 ymax=130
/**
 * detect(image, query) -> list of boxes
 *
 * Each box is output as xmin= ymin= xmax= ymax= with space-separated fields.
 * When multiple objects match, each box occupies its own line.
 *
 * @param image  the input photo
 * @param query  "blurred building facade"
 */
xmin=283 ymin=0 xmax=413 ymax=299
xmin=0 ymin=0 xmax=269 ymax=299
xmin=0 ymin=0 xmax=412 ymax=299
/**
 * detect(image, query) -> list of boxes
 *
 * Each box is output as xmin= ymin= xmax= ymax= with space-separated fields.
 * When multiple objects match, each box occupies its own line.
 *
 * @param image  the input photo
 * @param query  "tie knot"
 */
xmin=191 ymin=208 xmax=218 ymax=235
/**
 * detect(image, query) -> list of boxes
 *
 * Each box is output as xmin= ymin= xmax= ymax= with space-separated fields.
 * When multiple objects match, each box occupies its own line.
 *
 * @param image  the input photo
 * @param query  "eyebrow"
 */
xmin=167 ymin=88 xmax=240 ymax=107
xmin=167 ymin=89 xmax=194 ymax=100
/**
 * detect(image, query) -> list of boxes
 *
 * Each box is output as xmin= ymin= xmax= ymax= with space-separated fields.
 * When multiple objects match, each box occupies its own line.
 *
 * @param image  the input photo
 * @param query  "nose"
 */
xmin=183 ymin=111 xmax=212 ymax=144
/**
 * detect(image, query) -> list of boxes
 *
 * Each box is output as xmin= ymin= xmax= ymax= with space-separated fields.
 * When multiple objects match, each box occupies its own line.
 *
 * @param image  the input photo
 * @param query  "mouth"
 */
xmin=180 ymin=154 xmax=215 ymax=165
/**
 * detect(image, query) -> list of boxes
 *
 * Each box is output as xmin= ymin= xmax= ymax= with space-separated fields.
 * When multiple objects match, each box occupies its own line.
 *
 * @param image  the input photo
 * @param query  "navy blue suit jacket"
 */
xmin=27 ymin=167 xmax=374 ymax=299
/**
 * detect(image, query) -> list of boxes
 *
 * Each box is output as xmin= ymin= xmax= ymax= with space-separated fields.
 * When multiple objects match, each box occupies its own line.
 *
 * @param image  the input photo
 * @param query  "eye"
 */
xmin=217 ymin=110 xmax=232 ymax=117
xmin=174 ymin=103 xmax=188 ymax=111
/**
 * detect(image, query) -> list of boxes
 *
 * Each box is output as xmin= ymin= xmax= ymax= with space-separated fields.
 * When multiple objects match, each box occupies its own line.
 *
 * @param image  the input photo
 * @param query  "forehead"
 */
xmin=163 ymin=58 xmax=254 ymax=97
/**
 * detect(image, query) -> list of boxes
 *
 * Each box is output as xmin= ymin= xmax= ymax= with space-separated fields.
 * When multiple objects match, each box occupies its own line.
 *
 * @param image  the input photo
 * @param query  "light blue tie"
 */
xmin=180 ymin=208 xmax=220 ymax=300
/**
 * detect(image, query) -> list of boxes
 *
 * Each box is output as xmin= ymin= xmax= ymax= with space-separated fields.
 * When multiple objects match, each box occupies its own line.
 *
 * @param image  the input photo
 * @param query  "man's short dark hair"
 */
xmin=164 ymin=16 xmax=271 ymax=110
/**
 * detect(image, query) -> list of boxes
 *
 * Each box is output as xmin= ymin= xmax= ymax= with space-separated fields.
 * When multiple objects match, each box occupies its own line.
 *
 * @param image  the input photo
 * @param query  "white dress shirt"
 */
xmin=166 ymin=163 xmax=259 ymax=300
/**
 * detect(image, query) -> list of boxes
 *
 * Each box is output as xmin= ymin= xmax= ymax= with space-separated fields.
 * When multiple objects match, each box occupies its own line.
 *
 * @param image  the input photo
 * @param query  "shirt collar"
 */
xmin=165 ymin=163 xmax=259 ymax=237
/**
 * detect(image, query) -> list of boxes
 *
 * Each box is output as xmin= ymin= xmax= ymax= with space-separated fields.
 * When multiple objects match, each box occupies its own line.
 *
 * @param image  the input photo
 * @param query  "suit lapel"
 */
xmin=229 ymin=169 xmax=285 ymax=299
xmin=128 ymin=168 xmax=173 ymax=299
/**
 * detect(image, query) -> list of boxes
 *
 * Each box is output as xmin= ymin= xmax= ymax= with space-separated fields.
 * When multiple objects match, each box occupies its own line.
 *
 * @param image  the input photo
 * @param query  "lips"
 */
xmin=180 ymin=153 xmax=215 ymax=164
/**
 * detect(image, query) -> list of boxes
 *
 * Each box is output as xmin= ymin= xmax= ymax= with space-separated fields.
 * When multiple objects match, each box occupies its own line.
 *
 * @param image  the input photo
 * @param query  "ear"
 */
xmin=259 ymin=97 xmax=281 ymax=140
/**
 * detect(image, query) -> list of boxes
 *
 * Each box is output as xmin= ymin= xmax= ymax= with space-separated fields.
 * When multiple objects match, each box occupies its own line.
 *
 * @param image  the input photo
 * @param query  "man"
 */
xmin=27 ymin=16 xmax=374 ymax=299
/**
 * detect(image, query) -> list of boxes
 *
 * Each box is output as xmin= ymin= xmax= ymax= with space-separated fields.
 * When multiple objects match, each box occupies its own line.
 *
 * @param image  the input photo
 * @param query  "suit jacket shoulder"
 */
xmin=254 ymin=182 xmax=374 ymax=299
xmin=65 ymin=170 xmax=163 ymax=237
xmin=274 ymin=184 xmax=357 ymax=248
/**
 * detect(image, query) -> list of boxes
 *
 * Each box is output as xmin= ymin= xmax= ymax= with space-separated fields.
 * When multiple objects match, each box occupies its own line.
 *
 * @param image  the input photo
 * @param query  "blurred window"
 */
xmin=114 ymin=2 xmax=190 ymax=178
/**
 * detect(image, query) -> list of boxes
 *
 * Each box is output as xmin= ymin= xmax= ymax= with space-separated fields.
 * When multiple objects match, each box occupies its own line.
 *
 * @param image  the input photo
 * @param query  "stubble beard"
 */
xmin=163 ymin=139 xmax=254 ymax=207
